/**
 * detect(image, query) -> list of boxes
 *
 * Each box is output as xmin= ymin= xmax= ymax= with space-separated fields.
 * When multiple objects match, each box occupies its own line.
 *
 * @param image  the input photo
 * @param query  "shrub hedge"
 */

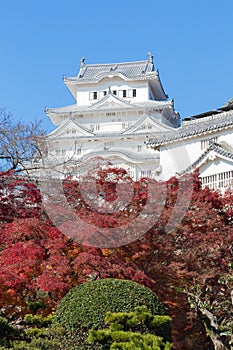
xmin=54 ymin=278 xmax=169 ymax=349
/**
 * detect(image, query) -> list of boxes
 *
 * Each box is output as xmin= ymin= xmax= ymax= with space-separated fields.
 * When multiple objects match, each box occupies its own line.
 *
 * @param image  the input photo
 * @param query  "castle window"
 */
xmin=138 ymin=145 xmax=142 ymax=152
xmin=122 ymin=122 xmax=132 ymax=129
xmin=89 ymin=91 xmax=98 ymax=100
xmin=140 ymin=170 xmax=151 ymax=177
xmin=113 ymin=90 xmax=117 ymax=95
xmin=201 ymin=137 xmax=218 ymax=150
xmin=74 ymin=141 xmax=82 ymax=155
xmin=201 ymin=170 xmax=233 ymax=190
xmin=104 ymin=141 xmax=114 ymax=150
xmin=100 ymin=90 xmax=107 ymax=98
xmin=119 ymin=90 xmax=127 ymax=98
xmin=129 ymin=89 xmax=137 ymax=97
xmin=91 ymin=124 xmax=100 ymax=131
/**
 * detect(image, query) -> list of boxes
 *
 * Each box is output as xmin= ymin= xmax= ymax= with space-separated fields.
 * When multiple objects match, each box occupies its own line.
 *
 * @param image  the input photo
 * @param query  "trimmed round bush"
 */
xmin=54 ymin=278 xmax=169 ymax=349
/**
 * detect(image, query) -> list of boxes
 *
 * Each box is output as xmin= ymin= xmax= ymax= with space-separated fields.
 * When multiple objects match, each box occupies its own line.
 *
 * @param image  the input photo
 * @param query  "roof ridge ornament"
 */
xmin=147 ymin=51 xmax=153 ymax=63
xmin=80 ymin=57 xmax=86 ymax=68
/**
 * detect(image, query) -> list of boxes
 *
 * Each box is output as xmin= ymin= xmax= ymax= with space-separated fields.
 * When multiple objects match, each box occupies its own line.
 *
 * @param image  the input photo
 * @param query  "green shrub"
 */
xmin=54 ymin=278 xmax=169 ymax=349
xmin=23 ymin=314 xmax=53 ymax=327
xmin=88 ymin=306 xmax=172 ymax=350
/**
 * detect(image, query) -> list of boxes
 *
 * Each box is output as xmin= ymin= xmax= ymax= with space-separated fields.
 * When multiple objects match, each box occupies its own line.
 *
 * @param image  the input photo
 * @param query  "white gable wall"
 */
xmin=76 ymin=79 xmax=149 ymax=106
xmin=200 ymin=159 xmax=233 ymax=191
xmin=156 ymin=126 xmax=233 ymax=190
xmin=201 ymin=158 xmax=233 ymax=176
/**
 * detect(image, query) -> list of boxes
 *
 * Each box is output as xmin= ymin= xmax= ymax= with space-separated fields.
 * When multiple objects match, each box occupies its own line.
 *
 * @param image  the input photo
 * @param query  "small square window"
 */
xmin=113 ymin=90 xmax=117 ymax=95
xmin=89 ymin=91 xmax=98 ymax=100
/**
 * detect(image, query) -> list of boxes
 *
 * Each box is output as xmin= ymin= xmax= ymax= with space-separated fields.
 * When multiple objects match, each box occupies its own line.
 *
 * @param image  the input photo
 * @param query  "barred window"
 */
xmin=201 ymin=137 xmax=218 ymax=150
xmin=201 ymin=170 xmax=233 ymax=190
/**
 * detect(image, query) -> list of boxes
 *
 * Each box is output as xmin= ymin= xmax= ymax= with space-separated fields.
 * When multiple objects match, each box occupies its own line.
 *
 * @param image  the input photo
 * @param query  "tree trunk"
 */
xmin=199 ymin=309 xmax=228 ymax=350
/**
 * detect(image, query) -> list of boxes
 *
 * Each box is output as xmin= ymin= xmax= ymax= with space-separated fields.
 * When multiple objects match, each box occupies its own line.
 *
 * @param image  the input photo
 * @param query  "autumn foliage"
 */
xmin=0 ymin=169 xmax=233 ymax=349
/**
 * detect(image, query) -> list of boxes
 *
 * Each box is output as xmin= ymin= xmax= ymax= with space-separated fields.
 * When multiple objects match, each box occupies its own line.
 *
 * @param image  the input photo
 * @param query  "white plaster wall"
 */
xmin=157 ymin=127 xmax=233 ymax=181
xmin=76 ymin=79 xmax=149 ymax=106
xmin=158 ymin=143 xmax=197 ymax=180
xmin=217 ymin=129 xmax=233 ymax=147
xmin=200 ymin=158 xmax=233 ymax=177
xmin=48 ymin=132 xmax=160 ymax=180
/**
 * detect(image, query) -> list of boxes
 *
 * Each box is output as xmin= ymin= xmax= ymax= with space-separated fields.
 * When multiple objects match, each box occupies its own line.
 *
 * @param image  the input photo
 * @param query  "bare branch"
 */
xmin=0 ymin=109 xmax=45 ymax=174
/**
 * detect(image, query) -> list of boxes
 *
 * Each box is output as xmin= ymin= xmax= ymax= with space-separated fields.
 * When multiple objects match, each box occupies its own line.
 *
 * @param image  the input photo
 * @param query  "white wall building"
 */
xmin=44 ymin=54 xmax=233 ymax=191
xmin=147 ymin=99 xmax=233 ymax=190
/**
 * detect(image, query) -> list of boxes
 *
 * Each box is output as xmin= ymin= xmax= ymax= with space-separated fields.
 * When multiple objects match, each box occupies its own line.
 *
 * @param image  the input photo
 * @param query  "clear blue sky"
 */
xmin=1 ymin=0 xmax=233 ymax=132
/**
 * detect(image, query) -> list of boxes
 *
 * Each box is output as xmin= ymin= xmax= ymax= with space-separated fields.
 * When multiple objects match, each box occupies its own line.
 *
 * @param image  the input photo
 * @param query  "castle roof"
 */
xmin=45 ymin=93 xmax=175 ymax=126
xmin=64 ymin=55 xmax=156 ymax=85
xmin=46 ymin=98 xmax=173 ymax=115
xmin=147 ymin=109 xmax=233 ymax=147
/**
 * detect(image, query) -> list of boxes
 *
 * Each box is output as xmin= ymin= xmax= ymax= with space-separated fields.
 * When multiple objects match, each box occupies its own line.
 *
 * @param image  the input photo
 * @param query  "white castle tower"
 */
xmin=41 ymin=54 xmax=233 ymax=192
xmin=44 ymin=53 xmax=180 ymax=179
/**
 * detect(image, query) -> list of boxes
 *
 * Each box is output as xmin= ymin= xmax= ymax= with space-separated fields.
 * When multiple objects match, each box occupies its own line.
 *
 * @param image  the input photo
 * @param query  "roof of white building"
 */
xmin=64 ymin=53 xmax=156 ymax=84
xmin=46 ymin=96 xmax=173 ymax=115
xmin=223 ymin=97 xmax=233 ymax=108
xmin=147 ymin=108 xmax=233 ymax=147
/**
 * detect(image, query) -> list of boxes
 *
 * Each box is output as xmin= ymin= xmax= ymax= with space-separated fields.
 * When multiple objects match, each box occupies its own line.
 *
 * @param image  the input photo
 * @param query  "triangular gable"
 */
xmin=200 ymin=157 xmax=233 ymax=176
xmin=48 ymin=118 xmax=94 ymax=138
xmin=181 ymin=142 xmax=233 ymax=174
xmin=122 ymin=113 xmax=174 ymax=134
xmin=88 ymin=92 xmax=134 ymax=110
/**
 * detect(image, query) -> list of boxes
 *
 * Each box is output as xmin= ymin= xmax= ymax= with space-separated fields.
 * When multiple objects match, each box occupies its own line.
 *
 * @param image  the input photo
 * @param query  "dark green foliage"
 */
xmin=0 ymin=314 xmax=64 ymax=350
xmin=0 ymin=316 xmax=19 ymax=347
xmin=54 ymin=278 xmax=169 ymax=349
xmin=25 ymin=299 xmax=46 ymax=314
xmin=88 ymin=306 xmax=172 ymax=350
xmin=0 ymin=316 xmax=18 ymax=339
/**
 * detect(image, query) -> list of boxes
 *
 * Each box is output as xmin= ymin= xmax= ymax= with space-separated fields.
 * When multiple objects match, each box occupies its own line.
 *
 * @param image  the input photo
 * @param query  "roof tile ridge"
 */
xmin=134 ymin=99 xmax=173 ymax=107
xmin=46 ymin=104 xmax=77 ymax=113
xmin=149 ymin=114 xmax=233 ymax=145
xmin=211 ymin=141 xmax=233 ymax=158
xmin=82 ymin=59 xmax=150 ymax=68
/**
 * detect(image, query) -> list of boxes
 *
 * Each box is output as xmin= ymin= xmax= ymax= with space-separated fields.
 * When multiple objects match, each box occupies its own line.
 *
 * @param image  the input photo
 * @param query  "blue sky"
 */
xmin=0 ymin=0 xmax=233 ymax=132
